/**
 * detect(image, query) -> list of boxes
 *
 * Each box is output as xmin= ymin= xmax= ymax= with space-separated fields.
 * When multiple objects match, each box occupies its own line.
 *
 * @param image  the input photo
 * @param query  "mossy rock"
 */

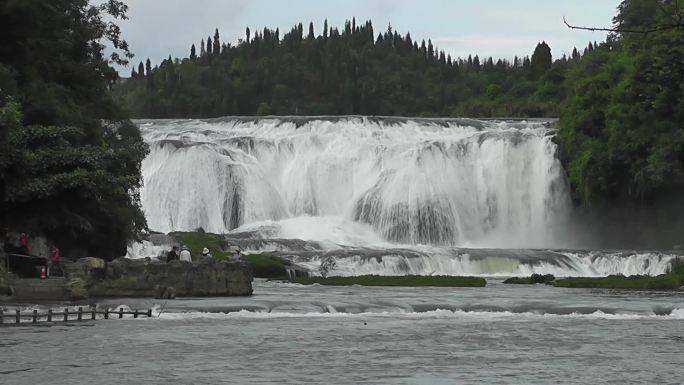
xmin=79 ymin=257 xmax=106 ymax=269
xmin=554 ymin=274 xmax=683 ymax=290
xmin=170 ymin=231 xmax=228 ymax=259
xmin=504 ymin=274 xmax=555 ymax=284
xmin=65 ymin=276 xmax=88 ymax=300
xmin=242 ymin=254 xmax=291 ymax=279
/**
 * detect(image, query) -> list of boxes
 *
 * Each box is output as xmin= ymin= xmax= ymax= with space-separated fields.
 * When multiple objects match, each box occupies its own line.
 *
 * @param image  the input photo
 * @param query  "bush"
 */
xmin=242 ymin=254 xmax=291 ymax=279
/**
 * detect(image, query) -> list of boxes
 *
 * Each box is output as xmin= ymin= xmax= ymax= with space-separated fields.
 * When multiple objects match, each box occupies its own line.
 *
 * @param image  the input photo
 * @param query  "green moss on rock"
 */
xmin=554 ymin=274 xmax=682 ymax=290
xmin=242 ymin=254 xmax=291 ymax=279
xmin=171 ymin=231 xmax=228 ymax=258
xmin=504 ymin=274 xmax=555 ymax=284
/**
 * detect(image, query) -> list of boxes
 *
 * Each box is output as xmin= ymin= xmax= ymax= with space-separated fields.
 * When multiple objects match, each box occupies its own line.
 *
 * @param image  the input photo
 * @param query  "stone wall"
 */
xmin=81 ymin=257 xmax=253 ymax=298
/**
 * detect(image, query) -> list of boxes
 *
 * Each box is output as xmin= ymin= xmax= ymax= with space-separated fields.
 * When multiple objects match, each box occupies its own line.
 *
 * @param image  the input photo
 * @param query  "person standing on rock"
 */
xmin=179 ymin=246 xmax=192 ymax=263
xmin=48 ymin=244 xmax=61 ymax=277
xmin=167 ymin=246 xmax=179 ymax=263
xmin=201 ymin=247 xmax=212 ymax=259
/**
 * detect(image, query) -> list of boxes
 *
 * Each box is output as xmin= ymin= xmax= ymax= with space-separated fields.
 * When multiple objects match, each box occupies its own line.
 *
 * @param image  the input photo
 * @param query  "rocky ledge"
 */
xmin=64 ymin=257 xmax=253 ymax=300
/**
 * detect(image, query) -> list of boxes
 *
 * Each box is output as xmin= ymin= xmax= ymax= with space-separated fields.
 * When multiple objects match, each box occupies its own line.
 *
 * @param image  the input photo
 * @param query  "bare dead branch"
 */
xmin=563 ymin=16 xmax=684 ymax=33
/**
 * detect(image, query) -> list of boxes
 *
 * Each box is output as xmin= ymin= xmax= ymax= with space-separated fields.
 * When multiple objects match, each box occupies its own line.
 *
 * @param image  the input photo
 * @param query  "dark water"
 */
xmin=1 ymin=280 xmax=683 ymax=384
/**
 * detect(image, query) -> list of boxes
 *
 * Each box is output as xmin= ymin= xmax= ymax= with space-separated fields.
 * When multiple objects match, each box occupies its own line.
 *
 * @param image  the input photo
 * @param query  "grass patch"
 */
xmin=170 ymin=231 xmax=227 ymax=258
xmin=294 ymin=275 xmax=486 ymax=287
xmin=242 ymin=254 xmax=291 ymax=279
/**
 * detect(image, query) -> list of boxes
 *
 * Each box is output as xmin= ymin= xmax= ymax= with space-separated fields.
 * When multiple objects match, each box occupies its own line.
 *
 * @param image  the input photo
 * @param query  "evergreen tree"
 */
xmin=323 ymin=19 xmax=328 ymax=38
xmin=138 ymin=61 xmax=145 ymax=78
xmin=207 ymin=36 xmax=213 ymax=55
xmin=308 ymin=22 xmax=314 ymax=39
xmin=190 ymin=44 xmax=197 ymax=60
xmin=213 ymin=28 xmax=220 ymax=55
xmin=145 ymin=58 xmax=152 ymax=76
xmin=200 ymin=39 xmax=206 ymax=56
xmin=530 ymin=41 xmax=552 ymax=79
xmin=246 ymin=27 xmax=251 ymax=43
xmin=473 ymin=55 xmax=481 ymax=70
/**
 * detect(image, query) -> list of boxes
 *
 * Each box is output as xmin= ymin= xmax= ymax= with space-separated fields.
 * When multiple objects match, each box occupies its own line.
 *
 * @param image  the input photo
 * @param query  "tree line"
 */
xmin=116 ymin=19 xmax=596 ymax=118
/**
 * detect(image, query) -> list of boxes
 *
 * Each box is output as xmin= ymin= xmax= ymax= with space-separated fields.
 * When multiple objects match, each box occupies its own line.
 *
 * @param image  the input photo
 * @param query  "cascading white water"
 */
xmin=135 ymin=117 xmax=681 ymax=277
xmin=139 ymin=117 xmax=570 ymax=248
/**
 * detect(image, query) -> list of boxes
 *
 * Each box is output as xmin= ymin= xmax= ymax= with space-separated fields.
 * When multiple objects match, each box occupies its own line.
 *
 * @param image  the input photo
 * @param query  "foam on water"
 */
xmin=154 ymin=308 xmax=684 ymax=321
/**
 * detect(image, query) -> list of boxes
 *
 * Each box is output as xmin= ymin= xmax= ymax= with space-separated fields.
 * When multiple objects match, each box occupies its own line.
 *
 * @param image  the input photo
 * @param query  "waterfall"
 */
xmin=139 ymin=117 xmax=570 ymax=249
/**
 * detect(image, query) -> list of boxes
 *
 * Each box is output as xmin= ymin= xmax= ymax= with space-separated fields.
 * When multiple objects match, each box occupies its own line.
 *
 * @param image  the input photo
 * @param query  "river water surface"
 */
xmin=1 ymin=279 xmax=683 ymax=384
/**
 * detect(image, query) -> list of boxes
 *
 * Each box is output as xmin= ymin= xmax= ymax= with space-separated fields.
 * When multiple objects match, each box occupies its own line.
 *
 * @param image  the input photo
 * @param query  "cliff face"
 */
xmin=66 ymin=257 xmax=253 ymax=299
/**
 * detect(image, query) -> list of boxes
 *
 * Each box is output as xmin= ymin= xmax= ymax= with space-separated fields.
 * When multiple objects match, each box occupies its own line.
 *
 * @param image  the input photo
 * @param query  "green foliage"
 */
xmin=294 ymin=275 xmax=486 ymax=287
xmin=242 ymin=254 xmax=291 ymax=279
xmin=0 ymin=1 xmax=147 ymax=260
xmin=560 ymin=0 xmax=684 ymax=205
xmin=171 ymin=231 xmax=227 ymax=258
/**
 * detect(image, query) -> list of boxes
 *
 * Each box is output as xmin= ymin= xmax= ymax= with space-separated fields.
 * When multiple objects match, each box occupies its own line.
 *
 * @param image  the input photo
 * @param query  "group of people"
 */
xmin=165 ymin=245 xmax=242 ymax=263
xmin=2 ymin=232 xmax=62 ymax=278
xmin=165 ymin=245 xmax=193 ymax=263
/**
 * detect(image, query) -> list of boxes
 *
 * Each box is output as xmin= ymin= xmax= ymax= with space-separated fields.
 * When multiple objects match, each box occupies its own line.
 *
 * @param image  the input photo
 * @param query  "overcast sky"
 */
xmin=113 ymin=0 xmax=621 ymax=74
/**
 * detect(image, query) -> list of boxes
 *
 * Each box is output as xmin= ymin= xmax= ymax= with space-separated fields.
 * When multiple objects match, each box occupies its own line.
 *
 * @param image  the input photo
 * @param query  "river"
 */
xmin=2 ymin=279 xmax=683 ymax=384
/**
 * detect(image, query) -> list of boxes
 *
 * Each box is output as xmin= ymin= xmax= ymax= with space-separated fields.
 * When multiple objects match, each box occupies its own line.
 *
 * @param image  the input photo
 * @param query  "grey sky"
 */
xmin=114 ymin=0 xmax=621 ymax=74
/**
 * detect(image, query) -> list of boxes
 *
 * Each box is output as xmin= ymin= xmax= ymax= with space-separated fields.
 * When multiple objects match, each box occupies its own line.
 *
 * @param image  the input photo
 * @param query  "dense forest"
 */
xmin=0 ymin=0 xmax=148 ymax=259
xmin=116 ymin=20 xmax=577 ymax=118
xmin=117 ymin=0 xmax=684 ymax=245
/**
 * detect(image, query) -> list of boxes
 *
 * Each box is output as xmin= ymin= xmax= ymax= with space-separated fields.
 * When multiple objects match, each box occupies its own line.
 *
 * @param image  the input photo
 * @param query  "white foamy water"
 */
xmin=138 ymin=117 xmax=570 ymax=248
xmin=288 ymin=250 xmax=679 ymax=278
xmin=154 ymin=307 xmax=684 ymax=321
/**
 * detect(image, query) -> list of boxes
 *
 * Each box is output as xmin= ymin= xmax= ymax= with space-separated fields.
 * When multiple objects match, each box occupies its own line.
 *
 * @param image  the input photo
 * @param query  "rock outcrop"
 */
xmin=85 ymin=257 xmax=253 ymax=298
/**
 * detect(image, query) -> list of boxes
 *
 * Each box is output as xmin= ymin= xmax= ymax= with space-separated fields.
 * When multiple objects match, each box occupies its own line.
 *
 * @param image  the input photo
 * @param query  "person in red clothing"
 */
xmin=19 ymin=233 xmax=31 ymax=254
xmin=48 ymin=244 xmax=61 ymax=277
